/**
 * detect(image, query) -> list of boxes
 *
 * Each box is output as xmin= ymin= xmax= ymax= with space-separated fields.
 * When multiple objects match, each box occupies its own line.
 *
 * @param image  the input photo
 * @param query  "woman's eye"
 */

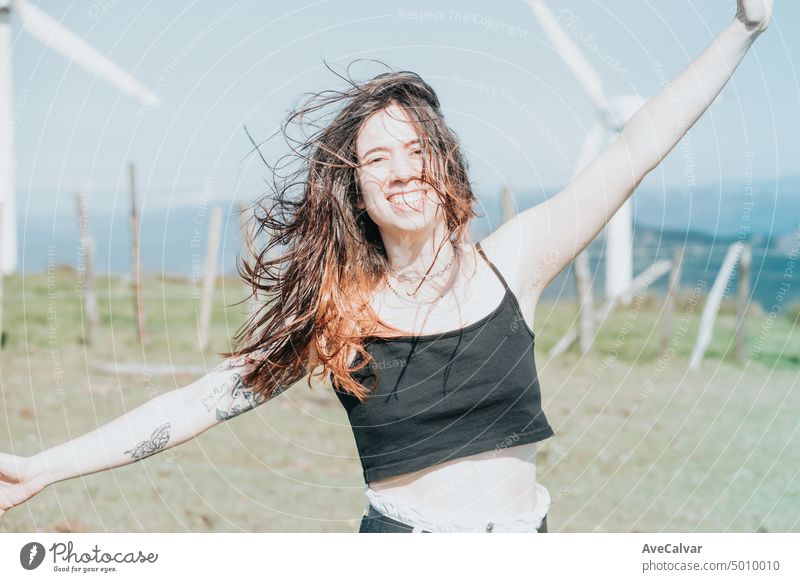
xmin=366 ymin=150 xmax=421 ymax=164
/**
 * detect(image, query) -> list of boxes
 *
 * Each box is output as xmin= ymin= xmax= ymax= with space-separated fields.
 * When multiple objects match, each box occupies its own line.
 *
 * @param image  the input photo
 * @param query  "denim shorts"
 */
xmin=359 ymin=504 xmax=549 ymax=533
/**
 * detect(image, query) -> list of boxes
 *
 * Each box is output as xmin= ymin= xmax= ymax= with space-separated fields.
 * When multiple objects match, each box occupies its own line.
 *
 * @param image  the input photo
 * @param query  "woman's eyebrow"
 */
xmin=361 ymin=139 xmax=421 ymax=159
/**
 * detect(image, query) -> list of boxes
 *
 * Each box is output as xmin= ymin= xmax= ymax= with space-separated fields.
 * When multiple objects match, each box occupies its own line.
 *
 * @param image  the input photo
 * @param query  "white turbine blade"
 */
xmin=527 ymin=0 xmax=610 ymax=117
xmin=15 ymin=0 xmax=159 ymax=107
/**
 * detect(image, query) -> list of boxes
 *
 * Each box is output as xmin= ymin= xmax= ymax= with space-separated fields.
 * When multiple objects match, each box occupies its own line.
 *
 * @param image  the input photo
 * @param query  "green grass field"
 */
xmin=1 ymin=270 xmax=798 ymax=532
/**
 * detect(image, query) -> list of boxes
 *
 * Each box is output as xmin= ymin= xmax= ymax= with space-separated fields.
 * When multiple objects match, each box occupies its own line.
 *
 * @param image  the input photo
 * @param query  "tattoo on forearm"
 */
xmin=203 ymin=373 xmax=280 ymax=422
xmin=124 ymin=423 xmax=172 ymax=462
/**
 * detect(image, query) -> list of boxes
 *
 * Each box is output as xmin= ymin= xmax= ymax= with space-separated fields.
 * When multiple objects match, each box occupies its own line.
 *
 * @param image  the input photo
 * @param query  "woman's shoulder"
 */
xmin=473 ymin=235 xmax=540 ymax=325
xmin=474 ymin=235 xmax=526 ymax=296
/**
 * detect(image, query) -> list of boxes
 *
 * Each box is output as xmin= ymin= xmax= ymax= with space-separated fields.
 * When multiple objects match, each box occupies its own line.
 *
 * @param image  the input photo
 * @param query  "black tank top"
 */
xmin=332 ymin=242 xmax=555 ymax=484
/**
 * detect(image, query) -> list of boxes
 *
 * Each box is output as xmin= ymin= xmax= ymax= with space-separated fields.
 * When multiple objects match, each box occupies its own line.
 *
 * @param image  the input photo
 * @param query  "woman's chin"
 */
xmin=378 ymin=214 xmax=443 ymax=237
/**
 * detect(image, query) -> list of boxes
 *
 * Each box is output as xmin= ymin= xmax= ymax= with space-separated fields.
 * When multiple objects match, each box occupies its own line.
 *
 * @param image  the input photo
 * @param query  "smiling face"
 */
xmin=354 ymin=102 xmax=444 ymax=239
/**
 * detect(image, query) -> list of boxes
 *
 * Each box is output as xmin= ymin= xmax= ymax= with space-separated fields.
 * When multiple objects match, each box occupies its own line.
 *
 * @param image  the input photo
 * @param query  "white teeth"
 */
xmin=388 ymin=193 xmax=423 ymax=207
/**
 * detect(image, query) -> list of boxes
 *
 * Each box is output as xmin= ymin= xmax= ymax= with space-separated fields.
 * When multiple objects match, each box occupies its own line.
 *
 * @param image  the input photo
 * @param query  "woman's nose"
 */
xmin=388 ymin=155 xmax=418 ymax=182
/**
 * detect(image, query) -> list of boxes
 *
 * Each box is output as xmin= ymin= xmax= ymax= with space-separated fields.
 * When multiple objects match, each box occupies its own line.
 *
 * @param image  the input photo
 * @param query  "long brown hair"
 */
xmin=222 ymin=61 xmax=478 ymax=402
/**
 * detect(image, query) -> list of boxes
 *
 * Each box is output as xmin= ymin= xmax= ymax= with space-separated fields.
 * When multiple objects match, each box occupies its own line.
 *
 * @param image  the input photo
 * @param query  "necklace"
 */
xmin=385 ymin=243 xmax=462 ymax=306
xmin=389 ymin=246 xmax=456 ymax=283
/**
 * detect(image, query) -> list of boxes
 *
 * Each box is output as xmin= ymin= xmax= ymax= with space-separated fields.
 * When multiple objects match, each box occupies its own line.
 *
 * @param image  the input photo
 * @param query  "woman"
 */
xmin=0 ymin=0 xmax=772 ymax=533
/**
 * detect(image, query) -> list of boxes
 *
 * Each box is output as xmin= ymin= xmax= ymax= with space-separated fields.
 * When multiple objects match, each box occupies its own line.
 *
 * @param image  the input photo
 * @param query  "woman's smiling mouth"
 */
xmin=387 ymin=190 xmax=424 ymax=211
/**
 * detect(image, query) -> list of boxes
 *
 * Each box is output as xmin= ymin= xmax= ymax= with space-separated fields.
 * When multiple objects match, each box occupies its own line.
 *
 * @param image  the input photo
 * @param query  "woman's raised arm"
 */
xmin=490 ymin=0 xmax=773 ymax=293
xmin=0 ymin=356 xmax=297 ymax=518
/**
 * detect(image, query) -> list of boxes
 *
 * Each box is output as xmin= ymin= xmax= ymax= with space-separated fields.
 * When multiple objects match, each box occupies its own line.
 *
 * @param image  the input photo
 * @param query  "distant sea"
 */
xmin=16 ymin=175 xmax=800 ymax=311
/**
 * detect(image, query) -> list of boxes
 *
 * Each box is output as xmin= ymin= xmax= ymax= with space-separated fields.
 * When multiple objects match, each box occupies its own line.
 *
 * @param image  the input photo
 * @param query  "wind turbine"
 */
xmin=0 ymin=0 xmax=159 ymax=275
xmin=527 ymin=0 xmax=644 ymax=304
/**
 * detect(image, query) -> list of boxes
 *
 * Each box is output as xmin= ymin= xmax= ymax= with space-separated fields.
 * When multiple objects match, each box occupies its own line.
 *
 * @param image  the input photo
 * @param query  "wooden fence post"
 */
xmin=660 ymin=247 xmax=684 ymax=355
xmin=129 ymin=163 xmax=146 ymax=347
xmin=0 ymin=201 xmax=4 ymax=348
xmin=574 ymin=251 xmax=595 ymax=353
xmin=76 ymin=190 xmax=98 ymax=345
xmin=238 ymin=203 xmax=256 ymax=318
xmin=198 ymin=206 xmax=223 ymax=352
xmin=735 ymin=243 xmax=752 ymax=363
xmin=689 ymin=241 xmax=744 ymax=370
xmin=501 ymin=186 xmax=516 ymax=223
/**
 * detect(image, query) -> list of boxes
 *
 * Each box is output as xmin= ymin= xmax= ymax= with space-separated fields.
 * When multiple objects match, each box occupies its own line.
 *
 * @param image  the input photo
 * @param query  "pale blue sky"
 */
xmin=9 ymin=0 xmax=800 ymax=216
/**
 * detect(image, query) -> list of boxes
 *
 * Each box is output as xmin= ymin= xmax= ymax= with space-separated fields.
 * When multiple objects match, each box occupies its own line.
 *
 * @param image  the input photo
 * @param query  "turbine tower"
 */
xmin=528 ymin=0 xmax=644 ymax=303
xmin=0 ymin=0 xmax=159 ymax=275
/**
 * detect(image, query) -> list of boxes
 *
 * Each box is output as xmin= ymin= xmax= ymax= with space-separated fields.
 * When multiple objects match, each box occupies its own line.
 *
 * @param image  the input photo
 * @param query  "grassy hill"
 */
xmin=1 ymin=270 xmax=797 ymax=532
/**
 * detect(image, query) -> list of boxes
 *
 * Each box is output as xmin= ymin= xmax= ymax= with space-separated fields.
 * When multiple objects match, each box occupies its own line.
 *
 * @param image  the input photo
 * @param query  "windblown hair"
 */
xmin=222 ymin=61 xmax=478 ymax=403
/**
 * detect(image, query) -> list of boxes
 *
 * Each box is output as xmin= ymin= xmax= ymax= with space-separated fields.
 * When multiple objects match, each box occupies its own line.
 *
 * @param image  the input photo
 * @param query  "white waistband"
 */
xmin=363 ymin=483 xmax=550 ymax=533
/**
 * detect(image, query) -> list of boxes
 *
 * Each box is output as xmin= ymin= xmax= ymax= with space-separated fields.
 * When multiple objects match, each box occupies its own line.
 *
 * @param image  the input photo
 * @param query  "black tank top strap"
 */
xmin=474 ymin=241 xmax=512 ymax=294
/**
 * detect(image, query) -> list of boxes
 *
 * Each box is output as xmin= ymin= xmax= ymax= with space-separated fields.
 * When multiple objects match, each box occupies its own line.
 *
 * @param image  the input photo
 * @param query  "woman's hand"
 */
xmin=0 ymin=453 xmax=48 ymax=518
xmin=737 ymin=0 xmax=773 ymax=35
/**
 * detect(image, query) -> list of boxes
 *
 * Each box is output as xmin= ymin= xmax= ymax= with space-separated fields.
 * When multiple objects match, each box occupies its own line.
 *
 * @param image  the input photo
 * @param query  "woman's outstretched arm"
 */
xmin=490 ymin=0 xmax=773 ymax=293
xmin=0 ymin=356 xmax=297 ymax=518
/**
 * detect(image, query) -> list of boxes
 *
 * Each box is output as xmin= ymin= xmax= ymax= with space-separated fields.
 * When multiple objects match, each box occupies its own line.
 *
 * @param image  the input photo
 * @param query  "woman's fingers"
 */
xmin=0 ymin=453 xmax=24 ymax=483
xmin=0 ymin=454 xmax=37 ymax=518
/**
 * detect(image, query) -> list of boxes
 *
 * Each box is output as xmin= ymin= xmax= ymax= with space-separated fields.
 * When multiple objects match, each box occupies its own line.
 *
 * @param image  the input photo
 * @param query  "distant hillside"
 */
xmin=17 ymin=175 xmax=800 ymax=282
